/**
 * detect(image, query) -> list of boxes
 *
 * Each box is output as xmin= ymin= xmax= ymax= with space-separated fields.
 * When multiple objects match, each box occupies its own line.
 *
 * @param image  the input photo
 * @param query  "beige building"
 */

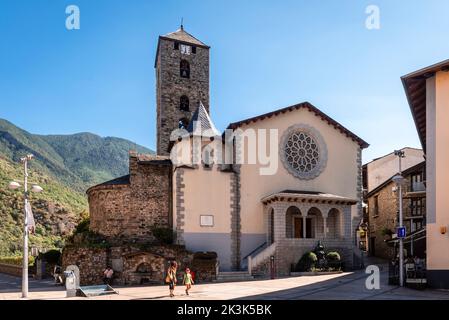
xmin=363 ymin=147 xmax=424 ymax=194
xmin=403 ymin=59 xmax=449 ymax=289
xmin=172 ymin=102 xmax=369 ymax=274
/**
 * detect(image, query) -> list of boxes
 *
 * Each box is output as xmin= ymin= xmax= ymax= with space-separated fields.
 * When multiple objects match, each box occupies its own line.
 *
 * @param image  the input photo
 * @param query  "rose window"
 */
xmin=285 ymin=132 xmax=320 ymax=173
xmin=280 ymin=124 xmax=327 ymax=180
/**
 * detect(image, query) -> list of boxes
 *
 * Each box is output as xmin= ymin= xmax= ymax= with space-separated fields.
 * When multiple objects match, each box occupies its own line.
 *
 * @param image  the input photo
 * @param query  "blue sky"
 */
xmin=1 ymin=0 xmax=448 ymax=163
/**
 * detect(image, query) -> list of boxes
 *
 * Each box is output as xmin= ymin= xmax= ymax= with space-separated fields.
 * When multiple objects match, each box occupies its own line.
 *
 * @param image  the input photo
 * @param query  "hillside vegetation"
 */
xmin=0 ymin=118 xmax=153 ymax=256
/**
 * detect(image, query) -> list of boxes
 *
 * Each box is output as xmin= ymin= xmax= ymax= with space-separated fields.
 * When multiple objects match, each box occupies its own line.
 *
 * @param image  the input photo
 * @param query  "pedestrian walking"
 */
xmin=166 ymin=261 xmax=178 ymax=297
xmin=183 ymin=268 xmax=194 ymax=295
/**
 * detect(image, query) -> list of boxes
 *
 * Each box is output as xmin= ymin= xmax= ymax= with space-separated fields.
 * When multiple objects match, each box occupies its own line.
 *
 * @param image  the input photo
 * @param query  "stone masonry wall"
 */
xmin=61 ymin=245 xmax=217 ymax=286
xmin=88 ymin=154 xmax=172 ymax=243
xmin=367 ymin=181 xmax=397 ymax=260
xmin=156 ymin=37 xmax=210 ymax=155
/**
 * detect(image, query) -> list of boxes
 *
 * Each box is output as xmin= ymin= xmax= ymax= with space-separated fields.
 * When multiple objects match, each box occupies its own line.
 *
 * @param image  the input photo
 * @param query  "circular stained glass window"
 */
xmin=280 ymin=124 xmax=327 ymax=180
xmin=285 ymin=131 xmax=320 ymax=173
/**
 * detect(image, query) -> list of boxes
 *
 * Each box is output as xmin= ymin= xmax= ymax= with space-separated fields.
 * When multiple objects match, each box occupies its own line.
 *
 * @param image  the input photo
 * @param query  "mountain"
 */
xmin=0 ymin=118 xmax=154 ymax=256
xmin=0 ymin=118 xmax=153 ymax=192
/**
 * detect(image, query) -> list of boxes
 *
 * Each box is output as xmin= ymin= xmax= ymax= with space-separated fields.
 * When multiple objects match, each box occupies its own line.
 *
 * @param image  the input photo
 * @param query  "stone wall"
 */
xmin=62 ymin=247 xmax=108 ymax=285
xmin=61 ymin=245 xmax=216 ymax=286
xmin=88 ymin=153 xmax=172 ymax=243
xmin=0 ymin=263 xmax=22 ymax=277
xmin=367 ymin=180 xmax=397 ymax=260
xmin=156 ymin=37 xmax=210 ymax=155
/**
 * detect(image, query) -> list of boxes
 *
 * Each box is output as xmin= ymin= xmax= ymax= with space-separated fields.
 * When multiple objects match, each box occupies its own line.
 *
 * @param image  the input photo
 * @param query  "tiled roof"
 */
xmin=226 ymin=101 xmax=369 ymax=149
xmin=160 ymin=27 xmax=209 ymax=48
xmin=402 ymin=59 xmax=449 ymax=152
xmin=261 ymin=190 xmax=358 ymax=205
xmin=86 ymin=175 xmax=130 ymax=193
xmin=187 ymin=102 xmax=220 ymax=137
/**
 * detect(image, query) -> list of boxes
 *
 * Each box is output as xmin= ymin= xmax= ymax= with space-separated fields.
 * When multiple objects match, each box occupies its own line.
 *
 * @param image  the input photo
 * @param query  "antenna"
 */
xmin=180 ymin=17 xmax=184 ymax=30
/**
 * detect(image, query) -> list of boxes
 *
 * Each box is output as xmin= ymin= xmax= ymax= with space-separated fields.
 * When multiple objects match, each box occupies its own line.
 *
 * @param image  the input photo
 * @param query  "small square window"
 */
xmin=192 ymin=46 xmax=197 ymax=54
xmin=174 ymin=42 xmax=179 ymax=50
xmin=200 ymin=215 xmax=214 ymax=227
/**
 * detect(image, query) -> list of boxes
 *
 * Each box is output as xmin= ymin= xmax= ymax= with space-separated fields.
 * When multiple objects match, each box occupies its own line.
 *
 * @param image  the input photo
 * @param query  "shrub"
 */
xmin=74 ymin=217 xmax=90 ymax=234
xmin=151 ymin=226 xmax=174 ymax=245
xmin=0 ymin=256 xmax=35 ymax=266
xmin=295 ymin=251 xmax=317 ymax=272
xmin=326 ymin=251 xmax=341 ymax=262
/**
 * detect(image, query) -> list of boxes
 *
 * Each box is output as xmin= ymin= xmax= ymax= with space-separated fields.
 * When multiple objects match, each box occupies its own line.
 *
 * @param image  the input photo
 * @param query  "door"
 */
xmin=294 ymin=217 xmax=303 ymax=238
xmin=370 ymin=237 xmax=376 ymax=256
xmin=306 ymin=218 xmax=313 ymax=239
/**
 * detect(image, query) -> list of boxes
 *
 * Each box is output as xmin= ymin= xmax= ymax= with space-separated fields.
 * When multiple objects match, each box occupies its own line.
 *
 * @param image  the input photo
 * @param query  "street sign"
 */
xmin=397 ymin=227 xmax=406 ymax=238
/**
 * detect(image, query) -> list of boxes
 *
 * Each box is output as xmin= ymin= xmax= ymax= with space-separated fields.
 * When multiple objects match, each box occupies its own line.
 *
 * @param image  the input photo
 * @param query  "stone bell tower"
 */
xmin=155 ymin=25 xmax=210 ymax=155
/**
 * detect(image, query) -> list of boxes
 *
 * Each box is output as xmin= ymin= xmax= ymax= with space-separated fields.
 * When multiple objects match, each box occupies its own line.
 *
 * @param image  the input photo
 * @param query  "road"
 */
xmin=1 ymin=264 xmax=449 ymax=300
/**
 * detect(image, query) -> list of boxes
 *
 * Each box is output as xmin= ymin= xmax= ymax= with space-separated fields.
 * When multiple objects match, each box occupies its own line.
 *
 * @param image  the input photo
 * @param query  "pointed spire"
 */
xmin=187 ymin=102 xmax=220 ymax=137
xmin=180 ymin=17 xmax=184 ymax=30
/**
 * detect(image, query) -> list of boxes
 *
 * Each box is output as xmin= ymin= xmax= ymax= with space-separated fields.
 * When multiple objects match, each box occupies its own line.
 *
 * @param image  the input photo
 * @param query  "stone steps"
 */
xmin=214 ymin=271 xmax=255 ymax=282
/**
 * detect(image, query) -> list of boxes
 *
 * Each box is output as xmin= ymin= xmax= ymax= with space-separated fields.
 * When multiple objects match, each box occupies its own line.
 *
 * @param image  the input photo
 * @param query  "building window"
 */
xmin=180 ymin=44 xmax=191 ymax=55
xmin=180 ymin=59 xmax=190 ymax=78
xmin=373 ymin=195 xmax=379 ymax=217
xmin=192 ymin=46 xmax=197 ymax=54
xmin=200 ymin=215 xmax=214 ymax=227
xmin=410 ymin=172 xmax=425 ymax=192
xmin=180 ymin=95 xmax=189 ymax=111
xmin=410 ymin=198 xmax=425 ymax=216
xmin=174 ymin=42 xmax=179 ymax=50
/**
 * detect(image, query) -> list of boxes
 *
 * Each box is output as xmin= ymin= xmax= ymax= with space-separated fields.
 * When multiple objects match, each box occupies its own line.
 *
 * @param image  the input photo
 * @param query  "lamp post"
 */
xmin=8 ymin=154 xmax=43 ymax=298
xmin=393 ymin=150 xmax=406 ymax=287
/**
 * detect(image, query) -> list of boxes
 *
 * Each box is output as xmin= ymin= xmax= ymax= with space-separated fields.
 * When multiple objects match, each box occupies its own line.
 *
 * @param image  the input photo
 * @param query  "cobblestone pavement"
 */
xmin=1 ymin=265 xmax=449 ymax=300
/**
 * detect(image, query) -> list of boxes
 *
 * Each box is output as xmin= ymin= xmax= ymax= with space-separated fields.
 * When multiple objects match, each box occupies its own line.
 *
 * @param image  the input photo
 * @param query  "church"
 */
xmin=86 ymin=26 xmax=369 ymax=277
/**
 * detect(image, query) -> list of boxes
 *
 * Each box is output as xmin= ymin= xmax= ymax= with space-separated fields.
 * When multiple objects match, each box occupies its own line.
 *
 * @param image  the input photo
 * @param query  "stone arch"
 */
xmin=180 ymin=95 xmax=189 ymax=111
xmin=307 ymin=207 xmax=325 ymax=239
xmin=286 ymin=206 xmax=302 ymax=238
xmin=327 ymin=208 xmax=343 ymax=238
xmin=180 ymin=59 xmax=190 ymax=78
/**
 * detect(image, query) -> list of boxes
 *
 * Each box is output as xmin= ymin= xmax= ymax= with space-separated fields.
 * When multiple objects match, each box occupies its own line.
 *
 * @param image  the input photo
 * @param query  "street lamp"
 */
xmin=393 ymin=150 xmax=406 ymax=287
xmin=8 ymin=154 xmax=43 ymax=299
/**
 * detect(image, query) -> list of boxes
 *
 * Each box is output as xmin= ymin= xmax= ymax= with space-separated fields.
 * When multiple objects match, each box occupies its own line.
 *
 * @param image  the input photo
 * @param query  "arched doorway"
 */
xmin=307 ymin=207 xmax=324 ymax=239
xmin=327 ymin=208 xmax=342 ymax=238
xmin=286 ymin=206 xmax=303 ymax=238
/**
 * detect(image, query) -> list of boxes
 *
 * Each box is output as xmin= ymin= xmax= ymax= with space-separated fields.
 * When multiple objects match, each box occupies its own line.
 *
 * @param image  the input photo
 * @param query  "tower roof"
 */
xmin=160 ymin=26 xmax=209 ymax=48
xmin=187 ymin=102 xmax=220 ymax=137
xmin=155 ymin=26 xmax=210 ymax=68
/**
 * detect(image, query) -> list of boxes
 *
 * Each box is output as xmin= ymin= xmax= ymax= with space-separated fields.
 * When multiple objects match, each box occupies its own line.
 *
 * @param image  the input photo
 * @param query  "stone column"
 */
xmin=302 ymin=215 xmax=307 ymax=239
xmin=272 ymin=203 xmax=287 ymax=242
xmin=323 ymin=213 xmax=328 ymax=238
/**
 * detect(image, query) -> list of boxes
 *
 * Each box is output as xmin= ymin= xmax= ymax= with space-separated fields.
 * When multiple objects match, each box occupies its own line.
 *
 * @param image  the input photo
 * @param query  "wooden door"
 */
xmin=294 ymin=218 xmax=303 ymax=238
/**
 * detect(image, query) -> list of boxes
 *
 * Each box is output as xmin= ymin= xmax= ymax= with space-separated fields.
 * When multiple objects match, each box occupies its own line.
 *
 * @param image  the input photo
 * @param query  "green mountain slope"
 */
xmin=0 ymin=157 xmax=87 ymax=255
xmin=0 ymin=118 xmax=154 ymax=256
xmin=0 ymin=118 xmax=153 ymax=192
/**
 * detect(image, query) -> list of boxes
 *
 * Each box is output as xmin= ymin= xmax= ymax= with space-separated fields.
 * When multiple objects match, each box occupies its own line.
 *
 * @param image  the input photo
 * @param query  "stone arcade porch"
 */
xmin=250 ymin=191 xmax=357 ymax=276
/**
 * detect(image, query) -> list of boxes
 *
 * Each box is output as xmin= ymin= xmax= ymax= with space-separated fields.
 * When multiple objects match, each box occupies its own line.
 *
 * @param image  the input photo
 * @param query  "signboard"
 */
xmin=200 ymin=215 xmax=214 ymax=227
xmin=397 ymin=227 xmax=406 ymax=238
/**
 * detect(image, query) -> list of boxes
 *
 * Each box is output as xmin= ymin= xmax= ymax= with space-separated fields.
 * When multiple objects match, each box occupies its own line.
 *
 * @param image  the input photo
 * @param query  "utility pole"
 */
xmin=393 ymin=150 xmax=406 ymax=287
xmin=21 ymin=155 xmax=30 ymax=298
xmin=8 ymin=154 xmax=43 ymax=299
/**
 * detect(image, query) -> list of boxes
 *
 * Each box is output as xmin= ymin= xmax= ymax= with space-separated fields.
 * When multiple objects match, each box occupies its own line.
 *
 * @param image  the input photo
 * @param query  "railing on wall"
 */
xmin=247 ymin=242 xmax=276 ymax=275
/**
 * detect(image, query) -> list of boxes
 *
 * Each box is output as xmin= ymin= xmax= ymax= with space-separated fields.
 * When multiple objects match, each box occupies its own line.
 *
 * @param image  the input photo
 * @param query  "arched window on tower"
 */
xmin=180 ymin=95 xmax=189 ymax=111
xmin=178 ymin=118 xmax=189 ymax=130
xmin=180 ymin=59 xmax=190 ymax=78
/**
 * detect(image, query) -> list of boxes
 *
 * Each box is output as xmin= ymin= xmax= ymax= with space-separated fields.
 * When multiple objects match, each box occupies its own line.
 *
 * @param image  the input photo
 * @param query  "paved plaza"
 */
xmin=1 ymin=264 xmax=449 ymax=300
